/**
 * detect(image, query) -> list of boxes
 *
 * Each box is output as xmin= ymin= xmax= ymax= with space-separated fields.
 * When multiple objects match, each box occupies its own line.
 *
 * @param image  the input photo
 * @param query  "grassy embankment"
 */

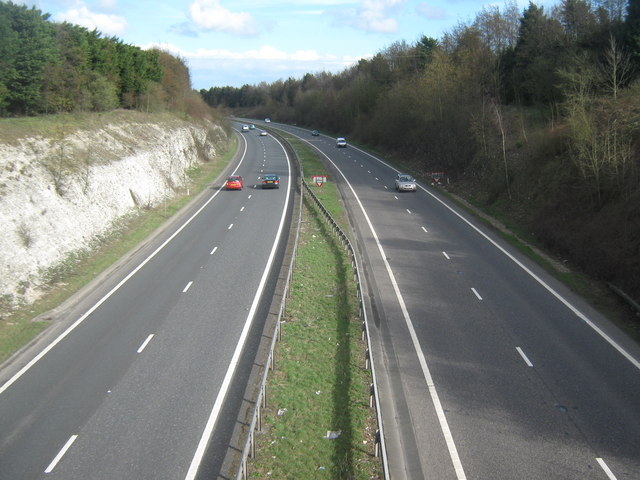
xmin=0 ymin=112 xmax=235 ymax=363
xmin=248 ymin=135 xmax=382 ymax=479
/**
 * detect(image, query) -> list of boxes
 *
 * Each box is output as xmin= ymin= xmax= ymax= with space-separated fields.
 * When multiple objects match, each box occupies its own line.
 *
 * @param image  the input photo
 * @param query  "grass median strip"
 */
xmin=248 ymin=136 xmax=382 ymax=479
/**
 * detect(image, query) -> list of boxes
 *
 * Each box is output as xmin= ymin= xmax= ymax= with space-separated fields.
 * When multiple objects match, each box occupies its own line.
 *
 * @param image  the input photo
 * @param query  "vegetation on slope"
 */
xmin=0 ymin=1 xmax=207 ymax=119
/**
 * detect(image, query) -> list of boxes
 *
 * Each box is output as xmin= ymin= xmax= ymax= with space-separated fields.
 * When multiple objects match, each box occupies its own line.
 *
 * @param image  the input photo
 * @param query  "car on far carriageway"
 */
xmin=311 ymin=130 xmax=319 ymax=136
xmin=225 ymin=175 xmax=244 ymax=190
xmin=395 ymin=173 xmax=417 ymax=192
xmin=260 ymin=174 xmax=280 ymax=189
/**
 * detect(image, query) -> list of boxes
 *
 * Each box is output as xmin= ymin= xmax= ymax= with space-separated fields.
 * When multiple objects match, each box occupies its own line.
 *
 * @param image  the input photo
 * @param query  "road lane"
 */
xmin=0 ymin=124 xmax=294 ymax=479
xmin=271 ymin=122 xmax=640 ymax=480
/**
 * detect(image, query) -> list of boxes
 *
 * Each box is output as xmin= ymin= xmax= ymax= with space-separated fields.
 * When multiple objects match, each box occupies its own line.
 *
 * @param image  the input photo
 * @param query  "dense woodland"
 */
xmin=0 ymin=1 xmax=206 ymax=117
xmin=203 ymin=0 xmax=640 ymax=307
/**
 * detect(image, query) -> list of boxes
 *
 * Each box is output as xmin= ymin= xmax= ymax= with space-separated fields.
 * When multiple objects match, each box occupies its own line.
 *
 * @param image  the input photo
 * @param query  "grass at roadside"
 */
xmin=0 ymin=134 xmax=236 ymax=364
xmin=248 ymin=136 xmax=382 ymax=479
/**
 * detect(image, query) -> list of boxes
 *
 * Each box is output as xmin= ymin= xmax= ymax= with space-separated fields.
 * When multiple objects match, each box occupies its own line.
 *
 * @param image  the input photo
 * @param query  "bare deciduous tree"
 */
xmin=601 ymin=34 xmax=632 ymax=99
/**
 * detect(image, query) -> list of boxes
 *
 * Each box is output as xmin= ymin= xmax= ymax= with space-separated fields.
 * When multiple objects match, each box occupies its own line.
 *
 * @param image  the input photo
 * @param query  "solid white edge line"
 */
xmin=137 ymin=334 xmax=154 ymax=353
xmin=343 ymin=142 xmax=640 ymax=372
xmin=296 ymin=137 xmax=468 ymax=479
xmin=184 ymin=133 xmax=292 ymax=480
xmin=0 ymin=131 xmax=250 ymax=397
xmin=44 ymin=435 xmax=78 ymax=473
xmin=516 ymin=347 xmax=533 ymax=367
xmin=596 ymin=458 xmax=618 ymax=480
xmin=183 ymin=281 xmax=193 ymax=293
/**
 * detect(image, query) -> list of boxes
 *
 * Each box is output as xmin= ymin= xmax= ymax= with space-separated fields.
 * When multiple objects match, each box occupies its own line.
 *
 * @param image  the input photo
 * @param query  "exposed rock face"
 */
xmin=0 ymin=118 xmax=229 ymax=310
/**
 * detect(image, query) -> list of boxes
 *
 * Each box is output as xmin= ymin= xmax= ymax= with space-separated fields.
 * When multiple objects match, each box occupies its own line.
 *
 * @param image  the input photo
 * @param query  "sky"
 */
xmin=18 ymin=0 xmax=552 ymax=90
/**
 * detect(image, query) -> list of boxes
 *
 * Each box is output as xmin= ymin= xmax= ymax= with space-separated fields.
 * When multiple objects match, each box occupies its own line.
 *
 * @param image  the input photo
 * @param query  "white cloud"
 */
xmin=326 ymin=0 xmax=404 ymax=34
xmin=142 ymin=42 xmax=366 ymax=87
xmin=187 ymin=0 xmax=257 ymax=35
xmin=145 ymin=42 xmax=350 ymax=63
xmin=53 ymin=5 xmax=127 ymax=35
xmin=96 ymin=0 xmax=118 ymax=10
xmin=353 ymin=0 xmax=404 ymax=33
xmin=415 ymin=2 xmax=447 ymax=20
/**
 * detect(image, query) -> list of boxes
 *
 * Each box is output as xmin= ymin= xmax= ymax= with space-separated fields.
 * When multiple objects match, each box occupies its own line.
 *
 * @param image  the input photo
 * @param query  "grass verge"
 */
xmin=248 ymin=136 xmax=382 ymax=479
xmin=0 ymin=134 xmax=236 ymax=364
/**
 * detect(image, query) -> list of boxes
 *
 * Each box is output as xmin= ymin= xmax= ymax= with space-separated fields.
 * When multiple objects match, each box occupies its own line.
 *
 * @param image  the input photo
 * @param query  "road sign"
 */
xmin=312 ymin=175 xmax=327 ymax=187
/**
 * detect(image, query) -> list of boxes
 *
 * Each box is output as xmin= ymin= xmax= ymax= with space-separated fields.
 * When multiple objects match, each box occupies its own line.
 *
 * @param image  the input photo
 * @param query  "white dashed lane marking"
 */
xmin=137 ymin=334 xmax=155 ymax=353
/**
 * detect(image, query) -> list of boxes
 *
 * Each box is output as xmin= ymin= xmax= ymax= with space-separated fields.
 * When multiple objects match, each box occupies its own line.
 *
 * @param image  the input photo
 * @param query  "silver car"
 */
xmin=395 ymin=173 xmax=417 ymax=192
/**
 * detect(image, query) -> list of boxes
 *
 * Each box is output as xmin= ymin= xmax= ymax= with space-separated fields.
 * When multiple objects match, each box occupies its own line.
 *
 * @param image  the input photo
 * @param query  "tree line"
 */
xmin=201 ymin=0 xmax=640 ymax=305
xmin=0 ymin=1 xmax=204 ymax=117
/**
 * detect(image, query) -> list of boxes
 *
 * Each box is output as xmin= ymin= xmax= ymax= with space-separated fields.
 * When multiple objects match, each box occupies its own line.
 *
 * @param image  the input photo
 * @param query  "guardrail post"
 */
xmin=262 ymin=383 xmax=267 ymax=409
xmin=369 ymin=383 xmax=375 ymax=408
xmin=277 ymin=318 xmax=282 ymax=343
xmin=375 ymin=429 xmax=381 ymax=458
xmin=365 ymin=348 xmax=370 ymax=370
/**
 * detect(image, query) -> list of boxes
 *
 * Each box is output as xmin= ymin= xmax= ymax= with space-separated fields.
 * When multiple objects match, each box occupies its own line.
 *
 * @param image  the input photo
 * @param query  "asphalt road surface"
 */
xmin=270 ymin=121 xmax=640 ymax=480
xmin=0 ymin=124 xmax=294 ymax=480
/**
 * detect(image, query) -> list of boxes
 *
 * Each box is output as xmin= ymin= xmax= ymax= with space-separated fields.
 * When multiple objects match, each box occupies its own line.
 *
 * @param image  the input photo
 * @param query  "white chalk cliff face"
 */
xmin=0 ymin=118 xmax=229 ymax=310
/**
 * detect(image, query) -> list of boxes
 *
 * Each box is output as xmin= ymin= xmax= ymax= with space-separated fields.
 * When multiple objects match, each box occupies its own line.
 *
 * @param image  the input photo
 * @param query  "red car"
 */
xmin=225 ymin=175 xmax=243 ymax=190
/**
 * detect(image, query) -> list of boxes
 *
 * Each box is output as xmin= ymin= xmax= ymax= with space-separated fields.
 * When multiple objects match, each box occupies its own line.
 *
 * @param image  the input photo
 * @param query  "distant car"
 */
xmin=225 ymin=175 xmax=244 ymax=190
xmin=241 ymin=124 xmax=249 ymax=132
xmin=249 ymin=124 xmax=256 ymax=130
xmin=260 ymin=174 xmax=280 ymax=189
xmin=260 ymin=130 xmax=268 ymax=136
xmin=336 ymin=137 xmax=347 ymax=148
xmin=395 ymin=173 xmax=417 ymax=192
xmin=311 ymin=130 xmax=319 ymax=136
xmin=264 ymin=118 xmax=271 ymax=123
